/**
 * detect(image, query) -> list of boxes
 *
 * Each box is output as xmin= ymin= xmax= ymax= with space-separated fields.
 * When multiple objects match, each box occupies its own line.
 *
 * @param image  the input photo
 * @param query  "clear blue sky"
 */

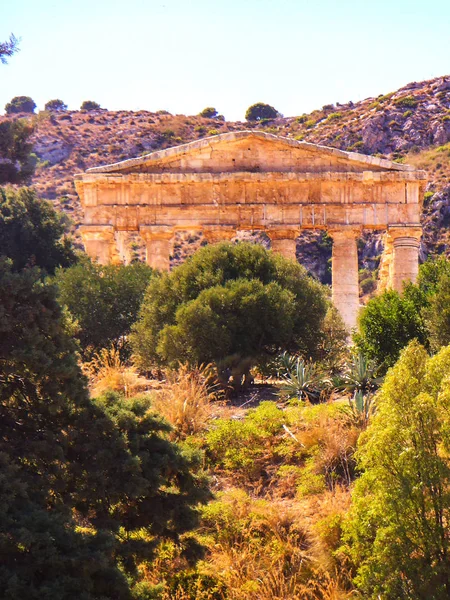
xmin=1 ymin=0 xmax=449 ymax=121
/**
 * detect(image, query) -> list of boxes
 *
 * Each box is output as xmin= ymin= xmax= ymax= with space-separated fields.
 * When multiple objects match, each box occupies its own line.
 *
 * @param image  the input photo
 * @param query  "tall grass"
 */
xmin=150 ymin=364 xmax=220 ymax=439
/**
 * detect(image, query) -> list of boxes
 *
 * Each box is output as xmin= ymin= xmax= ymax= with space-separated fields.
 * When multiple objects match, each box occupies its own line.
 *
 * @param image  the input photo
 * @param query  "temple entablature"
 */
xmin=74 ymin=131 xmax=428 ymax=331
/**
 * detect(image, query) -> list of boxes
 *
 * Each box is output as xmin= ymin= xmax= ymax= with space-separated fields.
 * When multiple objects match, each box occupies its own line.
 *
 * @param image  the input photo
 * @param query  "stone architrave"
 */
xmin=329 ymin=228 xmax=360 ymax=331
xmin=74 ymin=131 xmax=428 ymax=328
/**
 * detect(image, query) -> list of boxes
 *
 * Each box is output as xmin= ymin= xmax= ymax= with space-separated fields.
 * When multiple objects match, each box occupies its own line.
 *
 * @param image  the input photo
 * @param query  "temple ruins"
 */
xmin=74 ymin=131 xmax=428 ymax=330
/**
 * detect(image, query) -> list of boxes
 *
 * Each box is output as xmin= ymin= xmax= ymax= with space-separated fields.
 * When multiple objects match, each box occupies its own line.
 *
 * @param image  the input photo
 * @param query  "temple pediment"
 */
xmin=86 ymin=131 xmax=414 ymax=176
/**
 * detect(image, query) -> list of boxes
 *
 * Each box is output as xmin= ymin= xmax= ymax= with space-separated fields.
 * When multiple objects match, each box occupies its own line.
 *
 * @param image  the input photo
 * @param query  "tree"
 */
xmin=342 ymin=341 xmax=450 ymax=599
xmin=0 ymin=119 xmax=36 ymax=184
xmin=44 ymin=98 xmax=68 ymax=112
xmin=0 ymin=187 xmax=76 ymax=273
xmin=199 ymin=107 xmax=218 ymax=118
xmin=5 ymin=95 xmax=36 ymax=114
xmin=80 ymin=100 xmax=102 ymax=111
xmin=55 ymin=259 xmax=154 ymax=357
xmin=0 ymin=33 xmax=20 ymax=64
xmin=245 ymin=102 xmax=280 ymax=121
xmin=355 ymin=257 xmax=450 ymax=371
xmin=0 ymin=258 xmax=210 ymax=597
xmin=131 ymin=242 xmax=329 ymax=387
xmin=425 ymin=274 xmax=450 ymax=350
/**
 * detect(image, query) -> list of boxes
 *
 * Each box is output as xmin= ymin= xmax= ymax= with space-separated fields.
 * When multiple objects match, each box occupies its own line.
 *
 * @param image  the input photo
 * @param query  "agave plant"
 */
xmin=335 ymin=351 xmax=383 ymax=427
xmin=278 ymin=353 xmax=326 ymax=403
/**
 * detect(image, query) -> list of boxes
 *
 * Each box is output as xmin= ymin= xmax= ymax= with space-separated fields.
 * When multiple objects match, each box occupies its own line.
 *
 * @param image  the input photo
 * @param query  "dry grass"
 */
xmin=150 ymin=363 xmax=221 ymax=439
xmin=82 ymin=346 xmax=150 ymax=398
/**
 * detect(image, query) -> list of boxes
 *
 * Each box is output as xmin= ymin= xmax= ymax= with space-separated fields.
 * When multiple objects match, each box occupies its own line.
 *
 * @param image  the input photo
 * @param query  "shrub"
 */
xmin=327 ymin=112 xmax=342 ymax=121
xmin=342 ymin=342 xmax=450 ymax=599
xmin=393 ymin=94 xmax=418 ymax=109
xmin=4 ymin=95 xmax=36 ymax=114
xmin=80 ymin=100 xmax=101 ymax=111
xmin=131 ymin=242 xmax=329 ymax=388
xmin=55 ymin=259 xmax=154 ymax=357
xmin=45 ymin=98 xmax=67 ymax=111
xmin=0 ymin=120 xmax=35 ymax=183
xmin=199 ymin=107 xmax=218 ymax=118
xmin=149 ymin=363 xmax=219 ymax=440
xmin=245 ymin=102 xmax=280 ymax=121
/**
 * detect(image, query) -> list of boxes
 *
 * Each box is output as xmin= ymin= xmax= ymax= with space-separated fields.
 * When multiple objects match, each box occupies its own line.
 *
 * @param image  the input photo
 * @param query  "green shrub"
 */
xmin=245 ymin=102 xmax=280 ymax=121
xmin=199 ymin=107 xmax=218 ymax=118
xmin=80 ymin=100 xmax=102 ymax=111
xmin=393 ymin=94 xmax=418 ymax=109
xmin=327 ymin=112 xmax=342 ymax=121
xmin=5 ymin=95 xmax=36 ymax=114
xmin=45 ymin=98 xmax=67 ymax=112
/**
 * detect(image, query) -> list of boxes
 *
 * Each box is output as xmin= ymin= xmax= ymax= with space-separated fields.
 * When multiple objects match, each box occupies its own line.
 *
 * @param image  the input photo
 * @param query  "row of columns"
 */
xmin=79 ymin=224 xmax=422 ymax=332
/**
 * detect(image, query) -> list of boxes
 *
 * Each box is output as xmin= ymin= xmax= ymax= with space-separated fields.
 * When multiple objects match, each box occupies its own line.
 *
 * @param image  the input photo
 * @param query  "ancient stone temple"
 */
xmin=74 ymin=131 xmax=427 ymax=330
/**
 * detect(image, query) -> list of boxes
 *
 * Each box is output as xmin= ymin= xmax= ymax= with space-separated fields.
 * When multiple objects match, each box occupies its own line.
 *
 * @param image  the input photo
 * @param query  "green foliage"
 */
xmin=245 ymin=102 xmax=280 ymax=121
xmin=199 ymin=107 xmax=218 ymax=118
xmin=278 ymin=355 xmax=326 ymax=402
xmin=342 ymin=342 xmax=450 ymax=599
xmin=206 ymin=401 xmax=286 ymax=480
xmin=55 ymin=259 xmax=154 ymax=357
xmin=0 ymin=186 xmax=76 ymax=272
xmin=131 ymin=242 xmax=329 ymax=386
xmin=326 ymin=112 xmax=342 ymax=121
xmin=355 ymin=286 xmax=429 ymax=372
xmin=45 ymin=98 xmax=68 ymax=111
xmin=0 ymin=257 xmax=210 ymax=596
xmin=424 ymin=274 xmax=450 ymax=350
xmin=393 ymin=94 xmax=418 ymax=109
xmin=0 ymin=33 xmax=20 ymax=64
xmin=5 ymin=95 xmax=36 ymax=114
xmin=81 ymin=100 xmax=102 ymax=111
xmin=356 ymin=258 xmax=450 ymax=370
xmin=0 ymin=119 xmax=35 ymax=183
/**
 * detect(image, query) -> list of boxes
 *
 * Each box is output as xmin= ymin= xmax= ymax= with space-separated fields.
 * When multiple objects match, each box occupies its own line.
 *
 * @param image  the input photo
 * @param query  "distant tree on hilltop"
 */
xmin=80 ymin=100 xmax=102 ymax=111
xmin=5 ymin=96 xmax=36 ymax=115
xmin=45 ymin=98 xmax=68 ymax=112
xmin=0 ymin=33 xmax=20 ymax=64
xmin=245 ymin=102 xmax=281 ymax=121
xmin=199 ymin=107 xmax=218 ymax=118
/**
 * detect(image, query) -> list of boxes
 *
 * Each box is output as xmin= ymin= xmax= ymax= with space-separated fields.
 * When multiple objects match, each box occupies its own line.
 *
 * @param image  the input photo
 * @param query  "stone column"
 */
xmin=140 ymin=226 xmax=174 ymax=271
xmin=329 ymin=228 xmax=360 ymax=332
xmin=115 ymin=231 xmax=133 ymax=265
xmin=377 ymin=232 xmax=394 ymax=295
xmin=79 ymin=225 xmax=118 ymax=265
xmin=203 ymin=227 xmax=235 ymax=244
xmin=389 ymin=227 xmax=422 ymax=292
xmin=267 ymin=229 xmax=298 ymax=261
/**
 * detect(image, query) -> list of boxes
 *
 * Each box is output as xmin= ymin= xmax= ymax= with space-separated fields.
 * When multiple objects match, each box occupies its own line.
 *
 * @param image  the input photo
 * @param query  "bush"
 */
xmin=0 ymin=119 xmax=35 ymax=183
xmin=4 ymin=95 xmax=36 ymax=114
xmin=45 ymin=98 xmax=67 ymax=111
xmin=199 ymin=107 xmax=218 ymax=118
xmin=393 ymin=94 xmax=418 ymax=109
xmin=131 ymin=242 xmax=329 ymax=388
xmin=342 ymin=342 xmax=450 ymax=599
xmin=0 ymin=186 xmax=76 ymax=273
xmin=245 ymin=102 xmax=280 ymax=121
xmin=55 ymin=259 xmax=154 ymax=357
xmin=80 ymin=100 xmax=101 ymax=111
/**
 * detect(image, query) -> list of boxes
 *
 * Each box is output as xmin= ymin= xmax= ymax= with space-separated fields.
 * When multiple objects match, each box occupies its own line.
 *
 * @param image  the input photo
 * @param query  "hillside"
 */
xmin=1 ymin=74 xmax=449 ymax=277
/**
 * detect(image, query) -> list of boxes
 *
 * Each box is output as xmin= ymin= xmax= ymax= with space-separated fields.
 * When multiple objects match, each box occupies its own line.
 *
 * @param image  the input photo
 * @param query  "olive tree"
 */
xmin=131 ymin=242 xmax=329 ymax=388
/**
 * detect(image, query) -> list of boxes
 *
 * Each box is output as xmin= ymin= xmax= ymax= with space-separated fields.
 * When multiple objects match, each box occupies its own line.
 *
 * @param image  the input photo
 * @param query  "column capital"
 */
xmin=266 ymin=227 xmax=299 ymax=241
xmin=79 ymin=224 xmax=115 ymax=241
xmin=327 ymin=226 xmax=361 ymax=240
xmin=387 ymin=226 xmax=422 ymax=242
xmin=139 ymin=225 xmax=174 ymax=241
xmin=203 ymin=227 xmax=235 ymax=243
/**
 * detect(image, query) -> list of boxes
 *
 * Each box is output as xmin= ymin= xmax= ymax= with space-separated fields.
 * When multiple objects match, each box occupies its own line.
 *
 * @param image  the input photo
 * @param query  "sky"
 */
xmin=1 ymin=0 xmax=450 ymax=121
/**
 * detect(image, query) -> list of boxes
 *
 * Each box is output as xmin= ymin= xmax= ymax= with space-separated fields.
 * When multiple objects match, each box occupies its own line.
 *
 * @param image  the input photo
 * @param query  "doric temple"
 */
xmin=74 ymin=131 xmax=428 ymax=330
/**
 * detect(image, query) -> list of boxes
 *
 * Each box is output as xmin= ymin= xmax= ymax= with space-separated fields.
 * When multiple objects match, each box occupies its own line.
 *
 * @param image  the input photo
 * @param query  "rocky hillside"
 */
xmin=1 ymin=75 xmax=449 ymax=280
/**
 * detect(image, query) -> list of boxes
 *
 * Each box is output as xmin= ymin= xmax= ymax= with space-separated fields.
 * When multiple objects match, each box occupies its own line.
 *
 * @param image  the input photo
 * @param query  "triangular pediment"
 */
xmin=86 ymin=131 xmax=414 ymax=175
